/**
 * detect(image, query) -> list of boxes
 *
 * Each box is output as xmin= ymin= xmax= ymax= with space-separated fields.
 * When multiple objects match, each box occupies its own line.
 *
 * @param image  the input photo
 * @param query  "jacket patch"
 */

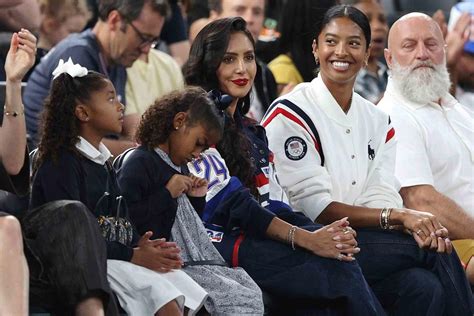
xmin=285 ymin=137 xmax=307 ymax=160
xmin=207 ymin=229 xmax=224 ymax=243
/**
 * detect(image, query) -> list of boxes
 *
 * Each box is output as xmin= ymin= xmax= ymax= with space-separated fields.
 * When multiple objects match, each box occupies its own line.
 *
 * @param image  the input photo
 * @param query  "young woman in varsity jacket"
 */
xmin=180 ymin=17 xmax=386 ymax=315
xmin=262 ymin=5 xmax=474 ymax=316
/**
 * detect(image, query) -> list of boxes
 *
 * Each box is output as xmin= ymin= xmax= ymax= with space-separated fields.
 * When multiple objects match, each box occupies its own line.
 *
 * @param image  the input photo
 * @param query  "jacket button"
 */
xmin=352 ymin=180 xmax=356 ymax=185
xmin=346 ymin=129 xmax=351 ymax=134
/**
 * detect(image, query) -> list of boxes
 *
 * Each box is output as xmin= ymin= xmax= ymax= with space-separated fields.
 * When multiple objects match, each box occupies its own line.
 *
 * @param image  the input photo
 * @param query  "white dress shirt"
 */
xmin=379 ymin=79 xmax=474 ymax=216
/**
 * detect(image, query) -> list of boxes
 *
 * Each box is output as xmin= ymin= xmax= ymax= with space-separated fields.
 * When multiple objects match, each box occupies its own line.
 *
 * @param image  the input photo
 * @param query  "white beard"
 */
xmin=390 ymin=59 xmax=451 ymax=104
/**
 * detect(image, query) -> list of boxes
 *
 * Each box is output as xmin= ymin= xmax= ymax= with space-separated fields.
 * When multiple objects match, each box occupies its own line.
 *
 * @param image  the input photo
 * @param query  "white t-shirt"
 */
xmin=379 ymin=80 xmax=474 ymax=216
xmin=262 ymin=75 xmax=402 ymax=221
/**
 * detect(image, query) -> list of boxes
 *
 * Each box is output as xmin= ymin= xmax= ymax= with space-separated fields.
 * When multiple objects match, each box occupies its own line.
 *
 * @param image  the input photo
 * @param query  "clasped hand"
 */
xmin=131 ymin=231 xmax=183 ymax=273
xmin=304 ymin=217 xmax=360 ymax=262
xmin=399 ymin=209 xmax=452 ymax=254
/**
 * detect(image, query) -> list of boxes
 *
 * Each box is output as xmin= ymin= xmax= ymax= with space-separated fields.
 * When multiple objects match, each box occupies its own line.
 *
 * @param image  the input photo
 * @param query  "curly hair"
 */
xmin=36 ymin=71 xmax=109 ymax=167
xmin=183 ymin=17 xmax=257 ymax=191
xmin=136 ymin=87 xmax=223 ymax=149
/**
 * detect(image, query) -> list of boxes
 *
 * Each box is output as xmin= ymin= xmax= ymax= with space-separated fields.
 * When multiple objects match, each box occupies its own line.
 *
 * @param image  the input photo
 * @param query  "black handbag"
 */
xmin=94 ymin=161 xmax=134 ymax=246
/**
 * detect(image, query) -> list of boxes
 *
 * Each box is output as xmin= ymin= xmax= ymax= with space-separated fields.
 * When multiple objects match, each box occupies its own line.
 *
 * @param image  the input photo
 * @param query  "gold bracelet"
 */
xmin=380 ymin=207 xmax=393 ymax=230
xmin=287 ymin=225 xmax=297 ymax=250
xmin=4 ymin=105 xmax=24 ymax=117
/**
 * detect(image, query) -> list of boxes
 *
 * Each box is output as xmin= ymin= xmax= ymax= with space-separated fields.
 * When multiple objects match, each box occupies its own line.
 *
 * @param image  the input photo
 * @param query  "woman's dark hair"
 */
xmin=36 ymin=71 xmax=109 ymax=167
xmin=183 ymin=17 xmax=257 ymax=191
xmin=315 ymin=5 xmax=371 ymax=49
xmin=136 ymin=86 xmax=223 ymax=149
xmin=277 ymin=0 xmax=336 ymax=82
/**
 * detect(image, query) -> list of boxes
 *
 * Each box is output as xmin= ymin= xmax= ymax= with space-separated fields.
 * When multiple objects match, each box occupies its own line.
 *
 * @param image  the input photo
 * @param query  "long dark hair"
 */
xmin=136 ymin=87 xmax=223 ymax=149
xmin=36 ymin=71 xmax=109 ymax=167
xmin=183 ymin=17 xmax=257 ymax=190
xmin=277 ymin=0 xmax=335 ymax=81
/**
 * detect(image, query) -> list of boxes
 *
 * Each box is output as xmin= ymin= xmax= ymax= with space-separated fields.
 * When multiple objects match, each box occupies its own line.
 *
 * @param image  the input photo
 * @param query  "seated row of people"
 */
xmin=1 ymin=4 xmax=473 ymax=316
xmin=27 ymin=9 xmax=474 ymax=316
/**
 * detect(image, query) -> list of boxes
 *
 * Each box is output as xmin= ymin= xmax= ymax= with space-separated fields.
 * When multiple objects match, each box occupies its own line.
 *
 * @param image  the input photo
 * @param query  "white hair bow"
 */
xmin=52 ymin=57 xmax=88 ymax=80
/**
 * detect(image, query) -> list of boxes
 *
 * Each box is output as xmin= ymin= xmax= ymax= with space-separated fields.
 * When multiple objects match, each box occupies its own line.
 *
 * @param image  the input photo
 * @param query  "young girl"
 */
xmin=182 ymin=17 xmax=385 ymax=315
xmin=116 ymin=87 xmax=265 ymax=315
xmin=30 ymin=59 xmax=207 ymax=316
xmin=262 ymin=5 xmax=473 ymax=315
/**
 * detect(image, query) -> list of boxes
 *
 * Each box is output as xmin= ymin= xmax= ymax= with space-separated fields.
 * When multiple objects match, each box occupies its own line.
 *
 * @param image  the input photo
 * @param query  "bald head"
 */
xmin=385 ymin=12 xmax=446 ymax=69
xmin=385 ymin=13 xmax=451 ymax=103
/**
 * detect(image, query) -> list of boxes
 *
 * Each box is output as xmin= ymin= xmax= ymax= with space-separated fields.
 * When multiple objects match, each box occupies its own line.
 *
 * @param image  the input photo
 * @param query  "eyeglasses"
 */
xmin=128 ymin=22 xmax=159 ymax=48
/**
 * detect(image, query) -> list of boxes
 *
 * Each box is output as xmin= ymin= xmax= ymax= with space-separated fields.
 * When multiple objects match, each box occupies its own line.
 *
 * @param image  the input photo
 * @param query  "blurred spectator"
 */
xmin=23 ymin=0 xmax=169 ymax=156
xmin=207 ymin=0 xmax=277 ymax=121
xmin=432 ymin=5 xmax=470 ymax=98
xmin=185 ymin=0 xmax=209 ymax=28
xmin=268 ymin=0 xmax=335 ymax=94
xmin=379 ymin=13 xmax=474 ymax=284
xmin=448 ymin=2 xmax=474 ymax=111
xmin=123 ymin=49 xmax=184 ymax=140
xmin=0 ymin=0 xmax=41 ymax=33
xmin=84 ymin=0 xmax=190 ymax=66
xmin=353 ymin=0 xmax=389 ymax=104
xmin=188 ymin=17 xmax=210 ymax=44
xmin=157 ymin=0 xmax=191 ymax=66
xmin=24 ymin=0 xmax=91 ymax=81
xmin=0 ymin=0 xmax=41 ymax=81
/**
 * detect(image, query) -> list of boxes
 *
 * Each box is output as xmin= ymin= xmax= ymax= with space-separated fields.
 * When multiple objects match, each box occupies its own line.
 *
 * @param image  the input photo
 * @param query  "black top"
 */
xmin=30 ymin=149 xmax=137 ymax=261
xmin=116 ymin=146 xmax=205 ymax=239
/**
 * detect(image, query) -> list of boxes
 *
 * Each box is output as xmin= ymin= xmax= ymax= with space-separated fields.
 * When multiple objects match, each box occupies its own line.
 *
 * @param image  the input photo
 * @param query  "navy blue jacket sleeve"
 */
xmin=209 ymin=178 xmax=275 ymax=238
xmin=187 ymin=196 xmax=206 ymax=216
xmin=117 ymin=152 xmax=178 ymax=239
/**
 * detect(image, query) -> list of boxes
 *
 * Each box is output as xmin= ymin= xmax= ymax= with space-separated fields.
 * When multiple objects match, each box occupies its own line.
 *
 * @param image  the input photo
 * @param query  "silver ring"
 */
xmin=416 ymin=229 xmax=423 ymax=235
xmin=336 ymin=253 xmax=343 ymax=261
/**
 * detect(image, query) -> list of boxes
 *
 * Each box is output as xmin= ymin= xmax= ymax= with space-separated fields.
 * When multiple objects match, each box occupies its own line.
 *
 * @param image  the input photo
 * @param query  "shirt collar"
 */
xmin=309 ymin=75 xmax=355 ymax=125
xmin=75 ymin=136 xmax=112 ymax=165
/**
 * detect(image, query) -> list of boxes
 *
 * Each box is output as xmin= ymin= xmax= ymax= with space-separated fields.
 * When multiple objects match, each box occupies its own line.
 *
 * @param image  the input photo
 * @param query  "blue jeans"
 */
xmin=231 ymin=232 xmax=385 ymax=315
xmin=356 ymin=228 xmax=474 ymax=316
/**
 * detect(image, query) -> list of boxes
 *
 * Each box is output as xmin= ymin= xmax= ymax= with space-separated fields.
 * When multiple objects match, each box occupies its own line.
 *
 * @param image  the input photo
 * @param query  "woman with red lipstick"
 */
xmin=183 ymin=17 xmax=385 ymax=315
xmin=263 ymin=5 xmax=474 ymax=315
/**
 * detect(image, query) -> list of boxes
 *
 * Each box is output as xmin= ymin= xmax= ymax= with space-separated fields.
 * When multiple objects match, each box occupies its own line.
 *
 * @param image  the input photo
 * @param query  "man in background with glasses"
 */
xmin=23 ymin=0 xmax=169 ymax=156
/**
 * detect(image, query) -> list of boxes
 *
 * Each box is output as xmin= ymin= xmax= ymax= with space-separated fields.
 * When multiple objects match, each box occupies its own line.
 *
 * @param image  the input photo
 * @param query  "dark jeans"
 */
xmin=221 ymin=230 xmax=385 ymax=316
xmin=356 ymin=228 xmax=474 ymax=316
xmin=22 ymin=200 xmax=118 ymax=315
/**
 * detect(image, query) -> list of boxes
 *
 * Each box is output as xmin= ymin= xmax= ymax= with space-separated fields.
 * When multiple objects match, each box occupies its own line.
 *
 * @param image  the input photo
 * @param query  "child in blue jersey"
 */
xmin=31 ymin=59 xmax=207 ymax=316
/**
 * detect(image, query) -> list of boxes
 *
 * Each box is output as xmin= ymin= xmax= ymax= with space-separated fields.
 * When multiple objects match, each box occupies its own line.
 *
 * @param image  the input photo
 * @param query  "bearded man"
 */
xmin=378 ymin=13 xmax=474 ymax=283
